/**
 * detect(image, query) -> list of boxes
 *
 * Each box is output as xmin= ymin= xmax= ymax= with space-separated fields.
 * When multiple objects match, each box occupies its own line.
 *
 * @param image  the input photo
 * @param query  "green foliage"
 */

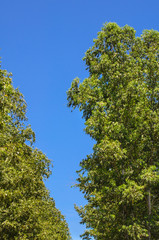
xmin=0 ymin=68 xmax=71 ymax=239
xmin=67 ymin=23 xmax=159 ymax=239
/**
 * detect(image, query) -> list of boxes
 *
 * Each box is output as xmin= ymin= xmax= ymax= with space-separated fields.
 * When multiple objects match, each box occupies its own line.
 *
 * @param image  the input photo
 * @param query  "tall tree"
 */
xmin=0 ymin=67 xmax=71 ymax=239
xmin=67 ymin=23 xmax=159 ymax=239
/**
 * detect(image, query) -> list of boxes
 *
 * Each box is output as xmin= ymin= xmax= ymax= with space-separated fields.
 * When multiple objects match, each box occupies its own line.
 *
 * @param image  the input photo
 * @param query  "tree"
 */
xmin=67 ymin=23 xmax=159 ymax=239
xmin=0 ymin=67 xmax=71 ymax=239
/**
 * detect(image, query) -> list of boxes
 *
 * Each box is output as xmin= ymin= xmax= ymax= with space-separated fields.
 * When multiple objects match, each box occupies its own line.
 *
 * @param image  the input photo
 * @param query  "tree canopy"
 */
xmin=0 ymin=67 xmax=71 ymax=239
xmin=67 ymin=23 xmax=159 ymax=239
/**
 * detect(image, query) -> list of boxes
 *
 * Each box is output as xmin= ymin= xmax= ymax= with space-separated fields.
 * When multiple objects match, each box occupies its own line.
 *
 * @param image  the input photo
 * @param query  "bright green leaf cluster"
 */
xmin=0 ymin=68 xmax=71 ymax=239
xmin=67 ymin=23 xmax=159 ymax=239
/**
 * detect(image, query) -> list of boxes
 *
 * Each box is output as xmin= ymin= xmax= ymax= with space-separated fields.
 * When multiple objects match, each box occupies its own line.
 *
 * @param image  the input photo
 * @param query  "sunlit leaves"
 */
xmin=68 ymin=23 xmax=159 ymax=239
xmin=0 ymin=67 xmax=71 ymax=239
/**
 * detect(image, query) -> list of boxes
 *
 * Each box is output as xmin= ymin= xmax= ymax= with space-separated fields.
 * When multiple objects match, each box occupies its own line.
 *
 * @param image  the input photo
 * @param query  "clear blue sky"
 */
xmin=0 ymin=0 xmax=159 ymax=239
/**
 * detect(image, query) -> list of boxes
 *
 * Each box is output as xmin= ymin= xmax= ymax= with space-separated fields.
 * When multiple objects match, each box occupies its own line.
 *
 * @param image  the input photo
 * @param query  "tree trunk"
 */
xmin=148 ymin=188 xmax=151 ymax=240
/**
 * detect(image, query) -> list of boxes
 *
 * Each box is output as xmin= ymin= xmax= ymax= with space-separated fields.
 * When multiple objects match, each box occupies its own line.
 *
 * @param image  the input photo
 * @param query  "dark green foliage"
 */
xmin=0 ymin=68 xmax=71 ymax=239
xmin=67 ymin=23 xmax=159 ymax=239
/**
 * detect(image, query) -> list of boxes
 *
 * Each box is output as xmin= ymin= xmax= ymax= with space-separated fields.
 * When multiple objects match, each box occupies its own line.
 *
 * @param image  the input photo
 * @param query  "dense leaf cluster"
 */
xmin=0 ymin=69 xmax=71 ymax=239
xmin=67 ymin=23 xmax=159 ymax=239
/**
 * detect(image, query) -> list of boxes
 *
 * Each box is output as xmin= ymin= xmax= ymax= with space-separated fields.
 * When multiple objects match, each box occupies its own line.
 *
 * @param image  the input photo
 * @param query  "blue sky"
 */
xmin=0 ymin=0 xmax=159 ymax=239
